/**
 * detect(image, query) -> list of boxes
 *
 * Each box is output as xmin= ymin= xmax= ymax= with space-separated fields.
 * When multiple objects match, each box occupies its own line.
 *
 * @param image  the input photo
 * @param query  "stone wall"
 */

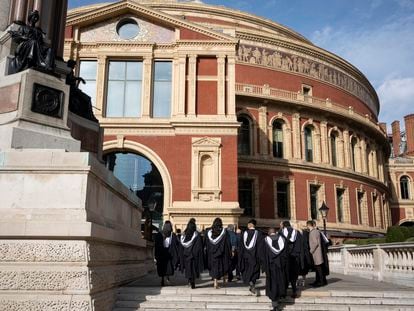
xmin=0 ymin=150 xmax=154 ymax=311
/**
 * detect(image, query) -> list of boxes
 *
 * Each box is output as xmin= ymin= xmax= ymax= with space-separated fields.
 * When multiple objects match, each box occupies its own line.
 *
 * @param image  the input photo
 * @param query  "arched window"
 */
xmin=330 ymin=132 xmax=337 ymax=167
xmin=400 ymin=176 xmax=410 ymax=200
xmin=238 ymin=116 xmax=251 ymax=155
xmin=273 ymin=121 xmax=284 ymax=158
xmin=304 ymin=126 xmax=313 ymax=162
xmin=351 ymin=137 xmax=358 ymax=171
xmin=366 ymin=144 xmax=371 ymax=175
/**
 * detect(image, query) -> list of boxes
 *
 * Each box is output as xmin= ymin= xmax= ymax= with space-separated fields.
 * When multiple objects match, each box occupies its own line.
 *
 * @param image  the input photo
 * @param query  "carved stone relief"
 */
xmin=236 ymin=44 xmax=377 ymax=114
xmin=80 ymin=14 xmax=175 ymax=43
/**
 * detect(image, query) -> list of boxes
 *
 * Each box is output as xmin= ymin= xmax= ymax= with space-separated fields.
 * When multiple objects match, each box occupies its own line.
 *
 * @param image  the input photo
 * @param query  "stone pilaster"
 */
xmin=320 ymin=121 xmax=328 ymax=163
xmin=343 ymin=130 xmax=351 ymax=169
xmin=258 ymin=105 xmax=268 ymax=155
xmin=187 ymin=54 xmax=197 ymax=116
xmin=292 ymin=113 xmax=301 ymax=159
xmin=217 ymin=55 xmax=226 ymax=116
xmin=360 ymin=139 xmax=368 ymax=174
xmin=314 ymin=129 xmax=322 ymax=164
xmin=177 ymin=56 xmax=186 ymax=116
xmin=95 ymin=55 xmax=107 ymax=118
xmin=142 ymin=56 xmax=153 ymax=118
xmin=226 ymin=56 xmax=236 ymax=116
xmin=337 ymin=136 xmax=345 ymax=168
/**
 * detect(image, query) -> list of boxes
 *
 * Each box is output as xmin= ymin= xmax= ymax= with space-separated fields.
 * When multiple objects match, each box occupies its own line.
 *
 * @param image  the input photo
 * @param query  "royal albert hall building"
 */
xmin=64 ymin=0 xmax=392 ymax=239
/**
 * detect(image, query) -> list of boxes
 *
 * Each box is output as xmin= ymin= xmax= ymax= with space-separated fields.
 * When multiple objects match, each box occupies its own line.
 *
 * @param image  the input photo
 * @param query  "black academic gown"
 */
xmin=239 ymin=229 xmax=263 ymax=284
xmin=260 ymin=234 xmax=287 ymax=301
xmin=300 ymin=229 xmax=313 ymax=275
xmin=205 ymin=229 xmax=232 ymax=279
xmin=281 ymin=227 xmax=303 ymax=286
xmin=154 ymin=232 xmax=179 ymax=277
xmin=179 ymin=232 xmax=205 ymax=281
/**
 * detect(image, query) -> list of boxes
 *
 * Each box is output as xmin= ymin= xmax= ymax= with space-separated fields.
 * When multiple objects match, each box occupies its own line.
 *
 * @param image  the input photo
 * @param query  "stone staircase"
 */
xmin=112 ymin=272 xmax=414 ymax=311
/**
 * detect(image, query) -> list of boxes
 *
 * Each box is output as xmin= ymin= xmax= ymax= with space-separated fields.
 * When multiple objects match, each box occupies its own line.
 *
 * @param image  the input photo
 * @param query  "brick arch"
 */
xmin=102 ymin=139 xmax=173 ymax=220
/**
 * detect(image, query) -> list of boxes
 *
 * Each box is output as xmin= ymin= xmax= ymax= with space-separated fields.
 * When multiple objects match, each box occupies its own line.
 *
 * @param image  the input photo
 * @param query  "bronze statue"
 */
xmin=66 ymin=59 xmax=98 ymax=122
xmin=8 ymin=10 xmax=54 ymax=74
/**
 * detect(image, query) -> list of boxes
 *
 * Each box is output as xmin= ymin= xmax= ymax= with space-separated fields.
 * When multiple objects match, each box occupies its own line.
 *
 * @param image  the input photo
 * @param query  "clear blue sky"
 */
xmin=68 ymin=0 xmax=414 ymax=130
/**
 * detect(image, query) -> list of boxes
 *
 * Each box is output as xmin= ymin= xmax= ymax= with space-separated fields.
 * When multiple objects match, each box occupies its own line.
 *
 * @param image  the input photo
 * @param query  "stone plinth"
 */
xmin=0 ymin=149 xmax=154 ymax=311
xmin=0 ymin=68 xmax=80 ymax=152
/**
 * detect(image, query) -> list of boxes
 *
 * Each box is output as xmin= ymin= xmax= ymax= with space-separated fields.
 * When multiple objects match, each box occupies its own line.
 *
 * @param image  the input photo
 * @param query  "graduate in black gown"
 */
xmin=260 ymin=228 xmax=287 ymax=311
xmin=179 ymin=219 xmax=204 ymax=289
xmin=239 ymin=219 xmax=263 ymax=294
xmin=280 ymin=221 xmax=303 ymax=298
xmin=298 ymin=228 xmax=313 ymax=287
xmin=205 ymin=218 xmax=232 ymax=289
xmin=154 ymin=221 xmax=179 ymax=286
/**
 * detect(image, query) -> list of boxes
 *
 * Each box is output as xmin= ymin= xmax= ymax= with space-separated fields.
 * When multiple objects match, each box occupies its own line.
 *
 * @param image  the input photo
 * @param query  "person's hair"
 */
xmin=189 ymin=218 xmax=196 ymax=223
xmin=268 ymin=228 xmax=276 ymax=235
xmin=211 ymin=217 xmax=223 ymax=238
xmin=248 ymin=219 xmax=257 ymax=226
xmin=282 ymin=220 xmax=291 ymax=228
xmin=306 ymin=220 xmax=315 ymax=227
xmin=227 ymin=224 xmax=235 ymax=231
xmin=67 ymin=59 xmax=76 ymax=69
xmin=28 ymin=10 xmax=39 ymax=23
xmin=162 ymin=220 xmax=173 ymax=238
xmin=184 ymin=220 xmax=197 ymax=242
xmin=176 ymin=228 xmax=181 ymax=234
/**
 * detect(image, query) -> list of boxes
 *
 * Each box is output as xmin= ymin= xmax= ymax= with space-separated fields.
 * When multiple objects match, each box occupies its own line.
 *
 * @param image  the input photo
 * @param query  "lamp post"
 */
xmin=319 ymin=201 xmax=329 ymax=236
xmin=147 ymin=200 xmax=157 ymax=241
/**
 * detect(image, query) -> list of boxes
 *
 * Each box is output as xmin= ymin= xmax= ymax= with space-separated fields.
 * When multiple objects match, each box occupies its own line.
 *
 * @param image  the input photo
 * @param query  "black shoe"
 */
xmin=311 ymin=282 xmax=323 ymax=288
xmin=191 ymin=282 xmax=196 ymax=289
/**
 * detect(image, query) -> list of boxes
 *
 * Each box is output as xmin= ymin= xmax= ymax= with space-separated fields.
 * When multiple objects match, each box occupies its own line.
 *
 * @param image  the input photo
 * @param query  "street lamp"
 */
xmin=319 ymin=201 xmax=329 ymax=235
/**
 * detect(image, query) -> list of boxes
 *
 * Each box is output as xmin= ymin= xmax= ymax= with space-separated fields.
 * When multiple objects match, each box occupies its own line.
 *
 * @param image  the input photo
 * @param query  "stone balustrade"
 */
xmin=328 ymin=243 xmax=414 ymax=287
xmin=235 ymin=82 xmax=386 ymax=137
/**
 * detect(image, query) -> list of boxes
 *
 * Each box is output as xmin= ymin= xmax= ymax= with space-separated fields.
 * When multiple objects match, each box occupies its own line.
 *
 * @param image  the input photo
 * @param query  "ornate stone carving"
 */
xmin=31 ymin=83 xmax=64 ymax=118
xmin=0 ymin=299 xmax=91 ymax=311
xmin=236 ymin=44 xmax=376 ymax=114
xmin=0 ymin=241 xmax=86 ymax=262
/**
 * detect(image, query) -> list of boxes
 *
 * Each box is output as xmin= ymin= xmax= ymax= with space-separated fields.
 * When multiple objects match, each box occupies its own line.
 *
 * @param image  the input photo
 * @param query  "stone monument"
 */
xmin=0 ymin=2 xmax=153 ymax=310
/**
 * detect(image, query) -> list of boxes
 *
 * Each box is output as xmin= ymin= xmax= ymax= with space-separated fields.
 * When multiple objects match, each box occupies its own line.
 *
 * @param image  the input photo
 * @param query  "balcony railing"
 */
xmin=235 ymin=83 xmax=386 ymax=137
xmin=328 ymin=243 xmax=414 ymax=287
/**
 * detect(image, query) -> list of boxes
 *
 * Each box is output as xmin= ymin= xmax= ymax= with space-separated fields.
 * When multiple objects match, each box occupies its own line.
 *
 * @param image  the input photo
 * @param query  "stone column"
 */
xmin=360 ymin=139 xmax=368 ymax=174
xmin=0 ymin=0 xmax=12 ymax=31
xmin=142 ymin=56 xmax=153 ymax=118
xmin=337 ymin=136 xmax=345 ymax=168
xmin=187 ymin=54 xmax=197 ymax=116
xmin=8 ymin=0 xmax=27 ymax=24
xmin=217 ymin=55 xmax=226 ymax=116
xmin=314 ymin=129 xmax=322 ymax=163
xmin=258 ymin=106 xmax=268 ymax=155
xmin=320 ymin=121 xmax=328 ymax=163
xmin=372 ymin=148 xmax=378 ymax=178
xmin=95 ymin=55 xmax=107 ymax=118
xmin=292 ymin=113 xmax=301 ymax=159
xmin=226 ymin=56 xmax=236 ymax=116
xmin=343 ymin=130 xmax=351 ymax=169
xmin=177 ymin=56 xmax=186 ymax=116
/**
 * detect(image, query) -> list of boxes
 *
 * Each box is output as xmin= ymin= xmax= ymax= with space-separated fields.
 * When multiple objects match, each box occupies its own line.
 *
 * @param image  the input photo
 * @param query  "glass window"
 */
xmin=152 ymin=61 xmax=172 ymax=118
xmin=79 ymin=60 xmax=97 ymax=105
xmin=336 ymin=188 xmax=345 ymax=223
xmin=400 ymin=176 xmax=410 ymax=200
xmin=330 ymin=133 xmax=337 ymax=167
xmin=117 ymin=19 xmax=140 ymax=39
xmin=310 ymin=185 xmax=319 ymax=220
xmin=104 ymin=152 xmax=164 ymax=223
xmin=304 ymin=126 xmax=313 ymax=162
xmin=238 ymin=116 xmax=251 ymax=155
xmin=239 ymin=179 xmax=254 ymax=216
xmin=273 ymin=121 xmax=284 ymax=158
xmin=277 ymin=182 xmax=289 ymax=218
xmin=106 ymin=61 xmax=142 ymax=117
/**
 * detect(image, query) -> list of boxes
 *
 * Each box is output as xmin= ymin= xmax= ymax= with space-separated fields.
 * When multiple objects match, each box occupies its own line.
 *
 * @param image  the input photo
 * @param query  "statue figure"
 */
xmin=8 ymin=10 xmax=55 ymax=74
xmin=66 ymin=59 xmax=98 ymax=122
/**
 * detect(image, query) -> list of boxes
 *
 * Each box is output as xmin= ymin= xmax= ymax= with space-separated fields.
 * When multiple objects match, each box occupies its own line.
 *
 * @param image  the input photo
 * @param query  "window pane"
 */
xmin=79 ymin=61 xmax=97 ymax=80
xmin=106 ymin=81 xmax=125 ymax=117
xmin=305 ymin=127 xmax=313 ymax=162
xmin=125 ymin=81 xmax=141 ymax=117
xmin=336 ymin=189 xmax=344 ymax=223
xmin=239 ymin=179 xmax=254 ymax=216
xmin=277 ymin=182 xmax=289 ymax=218
xmin=310 ymin=185 xmax=318 ymax=220
xmin=331 ymin=135 xmax=337 ymax=167
xmin=154 ymin=61 xmax=172 ymax=80
xmin=108 ymin=61 xmax=126 ymax=80
xmin=126 ymin=61 xmax=142 ymax=80
xmin=238 ymin=117 xmax=251 ymax=155
xmin=153 ymin=81 xmax=171 ymax=117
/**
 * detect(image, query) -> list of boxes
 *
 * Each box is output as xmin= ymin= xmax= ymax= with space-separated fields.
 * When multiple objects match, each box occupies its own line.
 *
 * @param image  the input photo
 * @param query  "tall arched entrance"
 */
xmin=104 ymin=151 xmax=164 ymax=228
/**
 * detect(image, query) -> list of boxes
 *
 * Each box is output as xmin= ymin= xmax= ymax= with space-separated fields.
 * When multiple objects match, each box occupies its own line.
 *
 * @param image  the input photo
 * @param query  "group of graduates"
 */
xmin=154 ymin=217 xmax=330 ymax=311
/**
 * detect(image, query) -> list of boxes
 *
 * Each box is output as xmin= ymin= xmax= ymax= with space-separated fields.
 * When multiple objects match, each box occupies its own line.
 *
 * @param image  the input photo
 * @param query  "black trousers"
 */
xmin=315 ymin=264 xmax=327 ymax=285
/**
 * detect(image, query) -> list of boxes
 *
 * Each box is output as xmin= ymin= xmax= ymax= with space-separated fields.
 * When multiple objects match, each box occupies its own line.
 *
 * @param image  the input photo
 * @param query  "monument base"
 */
xmin=0 ymin=150 xmax=154 ymax=311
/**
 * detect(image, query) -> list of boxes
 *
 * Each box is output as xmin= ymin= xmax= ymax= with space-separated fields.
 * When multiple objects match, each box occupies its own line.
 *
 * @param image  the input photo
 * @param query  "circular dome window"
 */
xmin=117 ymin=19 xmax=139 ymax=39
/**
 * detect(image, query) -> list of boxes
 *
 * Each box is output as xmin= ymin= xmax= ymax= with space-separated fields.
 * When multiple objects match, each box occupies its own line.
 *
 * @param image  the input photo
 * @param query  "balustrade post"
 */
xmin=342 ymin=246 xmax=350 ymax=275
xmin=373 ymin=245 xmax=385 ymax=282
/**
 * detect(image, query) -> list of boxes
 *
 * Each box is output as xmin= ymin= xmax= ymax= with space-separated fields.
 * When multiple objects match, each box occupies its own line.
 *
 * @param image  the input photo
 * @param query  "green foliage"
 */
xmin=386 ymin=226 xmax=414 ymax=243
